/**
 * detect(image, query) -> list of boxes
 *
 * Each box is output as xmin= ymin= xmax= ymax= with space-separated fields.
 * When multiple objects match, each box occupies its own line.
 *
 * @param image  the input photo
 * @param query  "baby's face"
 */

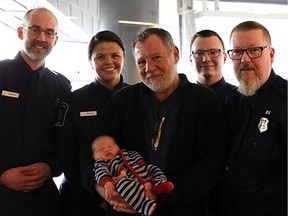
xmin=92 ymin=136 xmax=120 ymax=160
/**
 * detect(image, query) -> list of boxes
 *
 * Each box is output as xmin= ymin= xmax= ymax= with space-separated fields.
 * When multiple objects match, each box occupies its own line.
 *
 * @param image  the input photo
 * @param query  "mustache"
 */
xmin=240 ymin=63 xmax=255 ymax=71
xmin=34 ymin=40 xmax=47 ymax=48
xmin=146 ymin=71 xmax=162 ymax=79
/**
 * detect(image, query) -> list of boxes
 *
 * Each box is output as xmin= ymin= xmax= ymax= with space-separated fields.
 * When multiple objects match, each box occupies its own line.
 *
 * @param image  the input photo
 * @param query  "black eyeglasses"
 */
xmin=191 ymin=49 xmax=223 ymax=59
xmin=22 ymin=25 xmax=57 ymax=39
xmin=151 ymin=116 xmax=165 ymax=151
xmin=227 ymin=46 xmax=270 ymax=60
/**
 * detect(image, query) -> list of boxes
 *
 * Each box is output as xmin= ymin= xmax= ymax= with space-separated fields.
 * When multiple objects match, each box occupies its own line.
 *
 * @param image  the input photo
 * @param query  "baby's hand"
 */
xmin=120 ymin=169 xmax=127 ymax=177
xmin=144 ymin=182 xmax=157 ymax=200
xmin=112 ymin=170 xmax=127 ymax=185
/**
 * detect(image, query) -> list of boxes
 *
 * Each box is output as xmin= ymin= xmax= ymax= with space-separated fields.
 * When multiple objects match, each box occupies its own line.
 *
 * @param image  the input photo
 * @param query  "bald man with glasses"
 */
xmin=0 ymin=8 xmax=71 ymax=216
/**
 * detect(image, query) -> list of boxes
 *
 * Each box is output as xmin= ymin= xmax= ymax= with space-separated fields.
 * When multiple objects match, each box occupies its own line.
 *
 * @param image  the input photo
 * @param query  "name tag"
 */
xmin=1 ymin=90 xmax=19 ymax=98
xmin=80 ymin=111 xmax=97 ymax=117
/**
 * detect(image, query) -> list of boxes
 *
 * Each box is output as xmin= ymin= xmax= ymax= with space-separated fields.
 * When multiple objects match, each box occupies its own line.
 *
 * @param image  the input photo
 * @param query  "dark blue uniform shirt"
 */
xmin=0 ymin=52 xmax=71 ymax=215
xmin=222 ymin=70 xmax=287 ymax=216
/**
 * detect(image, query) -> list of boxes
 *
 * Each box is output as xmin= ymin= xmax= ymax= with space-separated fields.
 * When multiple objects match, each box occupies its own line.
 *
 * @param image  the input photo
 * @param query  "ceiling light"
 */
xmin=118 ymin=20 xmax=157 ymax=26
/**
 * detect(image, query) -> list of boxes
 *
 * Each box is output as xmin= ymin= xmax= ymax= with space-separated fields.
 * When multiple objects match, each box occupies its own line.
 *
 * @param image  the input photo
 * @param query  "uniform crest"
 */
xmin=258 ymin=117 xmax=269 ymax=133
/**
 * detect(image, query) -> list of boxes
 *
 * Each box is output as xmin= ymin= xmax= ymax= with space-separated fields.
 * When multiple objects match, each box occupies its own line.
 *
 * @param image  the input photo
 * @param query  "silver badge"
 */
xmin=258 ymin=117 xmax=269 ymax=133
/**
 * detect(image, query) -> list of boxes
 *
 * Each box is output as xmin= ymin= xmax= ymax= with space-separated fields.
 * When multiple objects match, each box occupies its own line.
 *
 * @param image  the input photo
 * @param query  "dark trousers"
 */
xmin=60 ymin=180 xmax=106 ymax=216
xmin=0 ymin=179 xmax=60 ymax=216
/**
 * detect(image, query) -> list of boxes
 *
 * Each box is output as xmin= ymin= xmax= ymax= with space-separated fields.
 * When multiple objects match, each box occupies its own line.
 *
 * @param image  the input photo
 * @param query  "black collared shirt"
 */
xmin=198 ymin=77 xmax=236 ymax=102
xmin=223 ymin=70 xmax=287 ymax=216
xmin=146 ymin=84 xmax=181 ymax=171
xmin=0 ymin=52 xmax=71 ymax=175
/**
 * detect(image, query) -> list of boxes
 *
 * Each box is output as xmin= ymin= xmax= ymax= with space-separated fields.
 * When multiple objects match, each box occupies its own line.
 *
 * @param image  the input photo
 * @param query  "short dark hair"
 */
xmin=190 ymin=29 xmax=225 ymax=52
xmin=88 ymin=30 xmax=125 ymax=61
xmin=132 ymin=28 xmax=175 ymax=53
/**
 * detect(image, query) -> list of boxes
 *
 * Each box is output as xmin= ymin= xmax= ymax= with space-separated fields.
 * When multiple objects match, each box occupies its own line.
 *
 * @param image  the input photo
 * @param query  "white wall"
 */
xmin=160 ymin=1 xmax=288 ymax=84
xmin=1 ymin=1 xmax=287 ymax=89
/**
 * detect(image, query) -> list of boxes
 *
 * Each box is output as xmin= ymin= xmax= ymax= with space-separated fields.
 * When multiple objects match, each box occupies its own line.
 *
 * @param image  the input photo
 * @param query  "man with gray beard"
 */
xmin=219 ymin=21 xmax=287 ymax=216
xmin=89 ymin=28 xmax=228 ymax=215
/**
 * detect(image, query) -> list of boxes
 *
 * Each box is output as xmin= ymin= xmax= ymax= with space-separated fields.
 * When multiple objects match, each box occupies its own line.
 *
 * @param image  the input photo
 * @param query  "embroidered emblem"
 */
xmin=258 ymin=117 xmax=269 ymax=133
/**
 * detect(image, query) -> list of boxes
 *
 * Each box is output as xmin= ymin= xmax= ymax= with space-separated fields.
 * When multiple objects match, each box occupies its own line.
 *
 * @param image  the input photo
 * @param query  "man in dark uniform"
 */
xmin=190 ymin=29 xmax=236 ymax=102
xmin=190 ymin=29 xmax=236 ymax=215
xmin=220 ymin=21 xmax=287 ymax=216
xmin=0 ymin=8 xmax=71 ymax=216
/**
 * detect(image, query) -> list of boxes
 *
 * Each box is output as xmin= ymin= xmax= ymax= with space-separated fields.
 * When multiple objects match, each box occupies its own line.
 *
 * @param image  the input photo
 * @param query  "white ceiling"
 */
xmin=0 ymin=0 xmax=90 ymax=43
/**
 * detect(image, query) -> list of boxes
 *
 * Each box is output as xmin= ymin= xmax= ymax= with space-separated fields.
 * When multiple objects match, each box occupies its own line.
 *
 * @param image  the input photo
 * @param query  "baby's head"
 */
xmin=92 ymin=135 xmax=120 ymax=160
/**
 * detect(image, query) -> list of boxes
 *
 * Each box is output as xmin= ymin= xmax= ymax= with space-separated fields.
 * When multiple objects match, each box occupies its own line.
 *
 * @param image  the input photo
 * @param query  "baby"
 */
xmin=92 ymin=135 xmax=174 ymax=216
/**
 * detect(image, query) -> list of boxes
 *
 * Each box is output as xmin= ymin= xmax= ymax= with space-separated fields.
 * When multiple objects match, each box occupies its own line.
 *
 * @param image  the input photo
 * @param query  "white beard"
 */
xmin=237 ymin=77 xmax=261 ymax=96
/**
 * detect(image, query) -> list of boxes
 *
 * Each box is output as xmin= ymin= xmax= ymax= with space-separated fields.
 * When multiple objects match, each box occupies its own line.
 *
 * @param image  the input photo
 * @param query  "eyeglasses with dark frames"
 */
xmin=151 ymin=116 xmax=165 ymax=151
xmin=227 ymin=46 xmax=270 ymax=60
xmin=22 ymin=25 xmax=57 ymax=39
xmin=191 ymin=49 xmax=223 ymax=59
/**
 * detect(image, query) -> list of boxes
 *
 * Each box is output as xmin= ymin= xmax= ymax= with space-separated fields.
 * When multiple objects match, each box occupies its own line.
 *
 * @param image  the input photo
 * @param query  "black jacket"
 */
xmin=89 ymin=74 xmax=228 ymax=216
